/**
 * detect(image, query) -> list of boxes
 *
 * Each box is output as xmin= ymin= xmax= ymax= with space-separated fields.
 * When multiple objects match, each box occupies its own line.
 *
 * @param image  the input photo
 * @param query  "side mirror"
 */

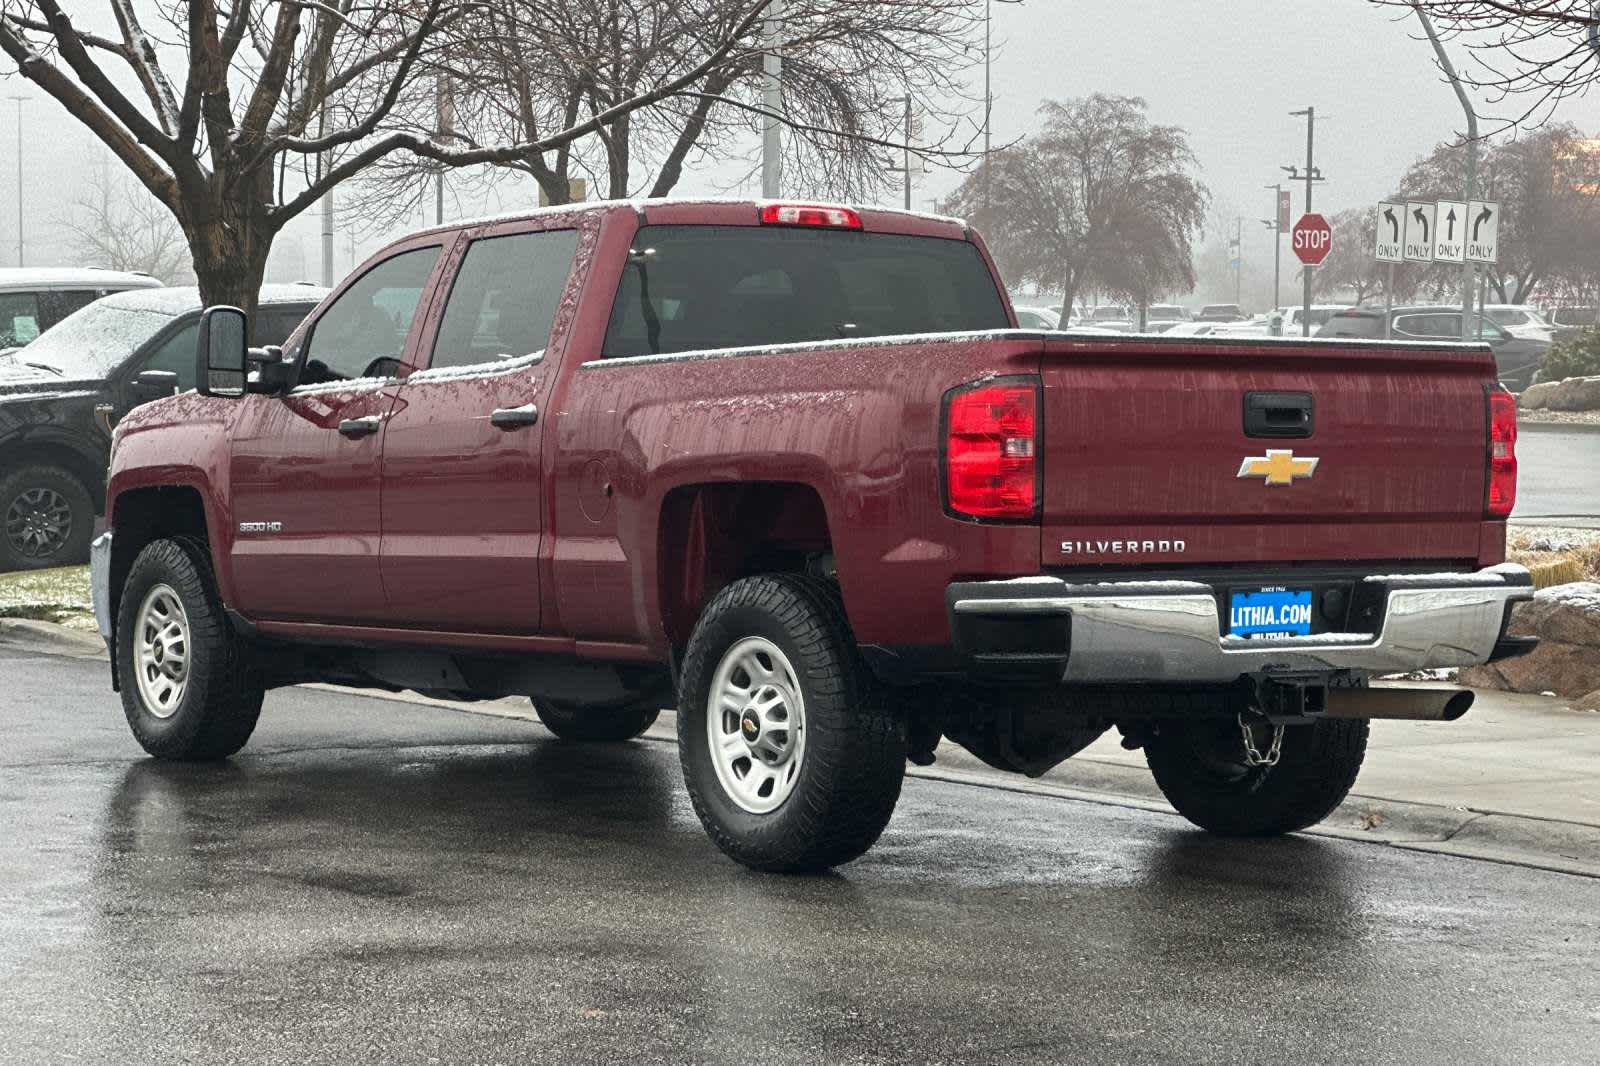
xmin=131 ymin=369 xmax=180 ymax=402
xmin=246 ymin=345 xmax=292 ymax=395
xmin=195 ymin=305 xmax=248 ymax=397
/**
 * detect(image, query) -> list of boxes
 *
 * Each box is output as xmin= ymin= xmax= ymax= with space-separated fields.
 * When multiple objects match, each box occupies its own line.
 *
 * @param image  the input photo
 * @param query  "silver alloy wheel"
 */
xmin=706 ymin=636 xmax=807 ymax=814
xmin=5 ymin=486 xmax=71 ymax=558
xmin=134 ymin=584 xmax=191 ymax=719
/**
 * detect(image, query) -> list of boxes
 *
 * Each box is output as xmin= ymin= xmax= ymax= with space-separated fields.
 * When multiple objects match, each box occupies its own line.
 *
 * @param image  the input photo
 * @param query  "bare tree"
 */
xmin=0 ymin=0 xmax=780 ymax=321
xmin=1315 ymin=207 xmax=1386 ymax=304
xmin=63 ymin=165 xmax=190 ymax=282
xmin=946 ymin=95 xmax=1209 ymax=318
xmin=1396 ymin=124 xmax=1600 ymax=302
xmin=1370 ymin=2 xmax=1600 ymax=129
xmin=348 ymin=0 xmax=993 ymax=229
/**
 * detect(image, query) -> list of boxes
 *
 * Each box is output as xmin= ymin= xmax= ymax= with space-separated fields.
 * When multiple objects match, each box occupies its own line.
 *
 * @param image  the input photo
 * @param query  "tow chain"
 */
xmin=1237 ymin=712 xmax=1285 ymax=768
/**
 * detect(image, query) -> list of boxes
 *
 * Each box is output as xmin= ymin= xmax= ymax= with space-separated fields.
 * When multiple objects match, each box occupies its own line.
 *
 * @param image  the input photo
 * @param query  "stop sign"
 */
xmin=1292 ymin=213 xmax=1333 ymax=266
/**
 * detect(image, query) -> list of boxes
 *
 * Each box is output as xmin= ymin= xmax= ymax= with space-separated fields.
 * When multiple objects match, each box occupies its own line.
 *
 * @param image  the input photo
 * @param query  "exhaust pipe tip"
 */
xmin=1323 ymin=684 xmax=1476 ymax=722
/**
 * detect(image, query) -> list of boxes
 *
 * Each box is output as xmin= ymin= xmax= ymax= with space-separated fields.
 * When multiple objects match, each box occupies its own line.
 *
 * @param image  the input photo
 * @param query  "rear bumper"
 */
xmin=946 ymin=565 xmax=1535 ymax=684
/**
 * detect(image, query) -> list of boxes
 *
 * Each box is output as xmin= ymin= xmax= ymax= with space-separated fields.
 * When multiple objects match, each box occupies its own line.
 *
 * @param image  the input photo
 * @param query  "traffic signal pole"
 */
xmin=1412 ymin=4 xmax=1478 ymax=339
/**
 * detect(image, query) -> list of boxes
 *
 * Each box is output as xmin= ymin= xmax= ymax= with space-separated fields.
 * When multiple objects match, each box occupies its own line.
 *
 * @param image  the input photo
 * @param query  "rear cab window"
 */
xmin=600 ymin=225 xmax=1009 ymax=359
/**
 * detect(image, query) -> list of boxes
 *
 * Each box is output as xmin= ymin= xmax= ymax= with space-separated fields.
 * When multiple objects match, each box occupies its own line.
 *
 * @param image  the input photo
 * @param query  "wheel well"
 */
xmin=658 ymin=482 xmax=833 ymax=648
xmin=2 ymin=441 xmax=105 ymax=513
xmin=109 ymin=485 xmax=210 ymax=625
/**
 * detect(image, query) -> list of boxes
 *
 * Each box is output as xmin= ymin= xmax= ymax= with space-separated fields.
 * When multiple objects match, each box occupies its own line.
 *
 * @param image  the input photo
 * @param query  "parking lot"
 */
xmin=4 ymin=645 xmax=1598 ymax=1064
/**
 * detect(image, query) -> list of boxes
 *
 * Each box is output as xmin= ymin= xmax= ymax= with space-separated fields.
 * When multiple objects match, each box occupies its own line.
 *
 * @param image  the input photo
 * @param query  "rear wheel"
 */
xmin=1144 ymin=716 xmax=1368 ymax=837
xmin=678 ymin=575 xmax=905 ymax=873
xmin=117 ymin=537 xmax=263 ymax=760
xmin=0 ymin=464 xmax=93 ymax=571
xmin=533 ymin=700 xmax=659 ymax=743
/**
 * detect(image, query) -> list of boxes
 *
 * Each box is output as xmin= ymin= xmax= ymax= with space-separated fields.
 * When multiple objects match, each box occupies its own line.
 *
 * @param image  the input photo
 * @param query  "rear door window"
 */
xmin=600 ymin=225 xmax=1008 ymax=359
xmin=429 ymin=229 xmax=578 ymax=370
xmin=0 ymin=292 xmax=42 ymax=346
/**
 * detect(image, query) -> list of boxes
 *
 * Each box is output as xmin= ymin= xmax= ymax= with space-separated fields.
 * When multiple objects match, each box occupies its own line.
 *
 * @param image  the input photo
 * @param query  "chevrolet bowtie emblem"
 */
xmin=1237 ymin=449 xmax=1319 ymax=486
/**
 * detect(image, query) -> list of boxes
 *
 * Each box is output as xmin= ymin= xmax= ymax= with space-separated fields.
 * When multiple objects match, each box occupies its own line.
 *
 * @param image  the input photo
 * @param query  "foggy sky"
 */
xmin=1 ymin=0 xmax=1597 ymax=281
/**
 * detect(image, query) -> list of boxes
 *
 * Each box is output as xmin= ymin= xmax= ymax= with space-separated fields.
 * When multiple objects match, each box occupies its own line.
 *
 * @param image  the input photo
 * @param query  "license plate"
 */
xmin=1228 ymin=588 xmax=1314 ymax=639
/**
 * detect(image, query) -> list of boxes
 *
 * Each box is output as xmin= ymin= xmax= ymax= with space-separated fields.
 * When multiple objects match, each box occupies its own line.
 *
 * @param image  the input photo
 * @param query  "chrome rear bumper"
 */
xmin=947 ymin=565 xmax=1534 ymax=684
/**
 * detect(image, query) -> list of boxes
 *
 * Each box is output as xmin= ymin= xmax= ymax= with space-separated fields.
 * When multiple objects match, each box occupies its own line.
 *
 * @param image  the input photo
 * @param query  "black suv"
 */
xmin=1316 ymin=305 xmax=1549 ymax=392
xmin=0 ymin=285 xmax=324 ymax=571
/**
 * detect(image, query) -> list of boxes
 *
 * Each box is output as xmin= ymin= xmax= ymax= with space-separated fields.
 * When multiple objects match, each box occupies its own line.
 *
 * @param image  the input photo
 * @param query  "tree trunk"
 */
xmin=1058 ymin=276 xmax=1078 ymax=322
xmin=185 ymin=210 xmax=275 ymax=342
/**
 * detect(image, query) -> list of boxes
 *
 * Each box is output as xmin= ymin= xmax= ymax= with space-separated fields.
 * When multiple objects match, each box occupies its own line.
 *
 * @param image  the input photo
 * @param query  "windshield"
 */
xmin=1090 ymin=307 xmax=1128 ymax=320
xmin=600 ymin=225 xmax=1009 ymax=359
xmin=1148 ymin=305 xmax=1186 ymax=320
xmin=11 ymin=300 xmax=177 ymax=379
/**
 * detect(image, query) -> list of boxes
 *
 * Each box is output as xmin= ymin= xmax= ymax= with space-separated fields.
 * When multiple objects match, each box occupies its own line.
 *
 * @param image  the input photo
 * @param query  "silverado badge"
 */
xmin=1237 ymin=450 xmax=1318 ymax=487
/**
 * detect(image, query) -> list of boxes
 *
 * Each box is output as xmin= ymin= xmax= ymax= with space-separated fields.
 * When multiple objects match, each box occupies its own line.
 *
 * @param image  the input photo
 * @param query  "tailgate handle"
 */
xmin=1244 ymin=391 xmax=1313 ymax=439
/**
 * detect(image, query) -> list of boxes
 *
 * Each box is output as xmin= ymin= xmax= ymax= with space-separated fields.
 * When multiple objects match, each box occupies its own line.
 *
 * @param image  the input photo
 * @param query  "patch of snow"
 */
xmin=1362 ymin=571 xmax=1511 ymax=586
xmin=1535 ymin=582 xmax=1600 ymax=613
xmin=0 ymin=266 xmax=164 ymax=289
xmin=288 ymin=375 xmax=394 ymax=398
xmin=405 ymin=350 xmax=544 ymax=384
xmin=107 ymin=284 xmax=328 ymax=315
xmin=1221 ymin=632 xmax=1378 ymax=646
xmin=1380 ymin=668 xmax=1460 ymax=682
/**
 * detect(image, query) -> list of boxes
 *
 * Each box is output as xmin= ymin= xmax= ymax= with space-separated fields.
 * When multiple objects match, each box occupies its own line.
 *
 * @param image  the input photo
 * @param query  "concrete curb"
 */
xmin=6 ymin=617 xmax=1597 ymax=878
xmin=0 ymin=618 xmax=108 ymax=659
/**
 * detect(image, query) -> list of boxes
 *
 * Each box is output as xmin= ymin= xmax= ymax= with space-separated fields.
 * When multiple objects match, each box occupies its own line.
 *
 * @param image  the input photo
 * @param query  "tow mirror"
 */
xmin=246 ymin=345 xmax=291 ymax=395
xmin=131 ymin=369 xmax=180 ymax=403
xmin=195 ymin=305 xmax=248 ymax=397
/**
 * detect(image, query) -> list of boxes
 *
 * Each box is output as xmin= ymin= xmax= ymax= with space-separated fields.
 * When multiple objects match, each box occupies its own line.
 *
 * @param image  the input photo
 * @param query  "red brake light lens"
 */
xmin=1487 ymin=389 xmax=1518 ymax=517
xmin=759 ymin=203 xmax=864 ymax=230
xmin=945 ymin=380 xmax=1040 ymax=519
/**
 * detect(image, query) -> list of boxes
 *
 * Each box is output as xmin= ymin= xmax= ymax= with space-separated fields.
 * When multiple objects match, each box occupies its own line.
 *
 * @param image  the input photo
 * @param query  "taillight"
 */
xmin=1487 ymin=388 xmax=1518 ymax=517
xmin=945 ymin=378 xmax=1040 ymax=520
xmin=759 ymin=203 xmax=863 ymax=230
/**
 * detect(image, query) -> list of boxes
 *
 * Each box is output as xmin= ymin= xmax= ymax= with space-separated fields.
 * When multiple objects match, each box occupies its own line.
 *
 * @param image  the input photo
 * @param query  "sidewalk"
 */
xmin=6 ymin=618 xmax=1600 ymax=878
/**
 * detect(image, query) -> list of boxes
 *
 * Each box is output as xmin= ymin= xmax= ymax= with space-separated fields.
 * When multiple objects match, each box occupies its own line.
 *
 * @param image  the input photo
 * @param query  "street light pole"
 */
xmin=761 ymin=0 xmax=784 ymax=198
xmin=1285 ymin=106 xmax=1325 ymax=336
xmin=7 ymin=96 xmax=24 ymax=267
xmin=1413 ymin=3 xmax=1478 ymax=339
xmin=1264 ymin=183 xmax=1284 ymax=315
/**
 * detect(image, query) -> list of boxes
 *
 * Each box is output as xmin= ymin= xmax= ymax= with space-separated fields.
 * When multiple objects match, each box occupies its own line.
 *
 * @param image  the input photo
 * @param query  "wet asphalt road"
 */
xmin=1515 ymin=423 xmax=1600 ymax=527
xmin=4 ymin=647 xmax=1600 ymax=1065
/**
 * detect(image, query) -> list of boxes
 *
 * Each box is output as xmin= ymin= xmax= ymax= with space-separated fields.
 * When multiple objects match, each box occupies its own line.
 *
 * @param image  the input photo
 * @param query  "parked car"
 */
xmin=1273 ymin=304 xmax=1349 ymax=335
xmin=1196 ymin=303 xmax=1246 ymax=322
xmin=1545 ymin=305 xmax=1598 ymax=344
xmin=1482 ymin=304 xmax=1556 ymax=344
xmin=0 ymin=267 xmax=164 ymax=350
xmin=1012 ymin=306 xmax=1061 ymax=330
xmin=0 ymin=284 xmax=325 ymax=572
xmin=93 ymin=199 xmax=1531 ymax=873
xmin=1142 ymin=304 xmax=1191 ymax=333
xmin=1316 ymin=305 xmax=1548 ymax=391
xmin=1084 ymin=305 xmax=1135 ymax=331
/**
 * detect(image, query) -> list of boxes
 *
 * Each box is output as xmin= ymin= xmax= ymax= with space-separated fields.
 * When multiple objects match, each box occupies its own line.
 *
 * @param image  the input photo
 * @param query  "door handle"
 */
xmin=337 ymin=415 xmax=383 ymax=439
xmin=490 ymin=404 xmax=539 ymax=429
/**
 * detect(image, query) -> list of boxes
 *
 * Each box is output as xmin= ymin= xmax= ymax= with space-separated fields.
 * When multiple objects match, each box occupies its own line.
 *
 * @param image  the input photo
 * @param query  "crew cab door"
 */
xmin=376 ymin=224 xmax=581 ymax=633
xmin=227 ymin=244 xmax=447 ymax=624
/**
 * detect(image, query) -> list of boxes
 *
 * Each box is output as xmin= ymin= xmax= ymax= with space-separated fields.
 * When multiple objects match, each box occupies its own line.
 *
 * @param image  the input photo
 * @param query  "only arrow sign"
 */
xmin=1413 ymin=206 xmax=1431 ymax=243
xmin=1384 ymin=207 xmax=1399 ymax=241
xmin=1445 ymin=207 xmax=1458 ymax=240
xmin=1473 ymin=205 xmax=1493 ymax=240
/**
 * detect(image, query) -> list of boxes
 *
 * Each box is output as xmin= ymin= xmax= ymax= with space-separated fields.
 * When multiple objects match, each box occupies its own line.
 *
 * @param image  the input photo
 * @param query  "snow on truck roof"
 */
xmin=101 ymin=283 xmax=330 ymax=315
xmin=407 ymin=197 xmax=969 ymax=240
xmin=0 ymin=267 xmax=165 ymax=291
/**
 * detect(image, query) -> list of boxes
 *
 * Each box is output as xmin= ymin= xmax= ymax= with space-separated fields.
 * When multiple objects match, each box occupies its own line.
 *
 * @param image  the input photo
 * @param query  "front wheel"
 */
xmin=1144 ymin=716 xmax=1368 ymax=837
xmin=678 ymin=575 xmax=906 ymax=873
xmin=117 ymin=537 xmax=264 ymax=760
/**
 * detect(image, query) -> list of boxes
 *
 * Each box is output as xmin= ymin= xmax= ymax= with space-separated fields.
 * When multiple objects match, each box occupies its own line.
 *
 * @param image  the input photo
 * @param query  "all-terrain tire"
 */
xmin=1144 ymin=716 xmax=1369 ymax=837
xmin=678 ymin=574 xmax=906 ymax=873
xmin=533 ymin=700 xmax=660 ymax=742
xmin=0 ymin=464 xmax=94 ymax=572
xmin=117 ymin=536 xmax=264 ymax=760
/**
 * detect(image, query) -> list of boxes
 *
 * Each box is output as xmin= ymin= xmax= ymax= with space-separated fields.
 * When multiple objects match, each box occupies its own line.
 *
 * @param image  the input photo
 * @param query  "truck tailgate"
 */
xmin=1039 ymin=338 xmax=1496 ymax=567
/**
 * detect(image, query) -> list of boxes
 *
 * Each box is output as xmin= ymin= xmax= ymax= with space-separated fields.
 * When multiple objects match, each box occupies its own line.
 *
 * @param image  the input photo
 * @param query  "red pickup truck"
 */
xmin=92 ymin=200 xmax=1533 ymax=872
